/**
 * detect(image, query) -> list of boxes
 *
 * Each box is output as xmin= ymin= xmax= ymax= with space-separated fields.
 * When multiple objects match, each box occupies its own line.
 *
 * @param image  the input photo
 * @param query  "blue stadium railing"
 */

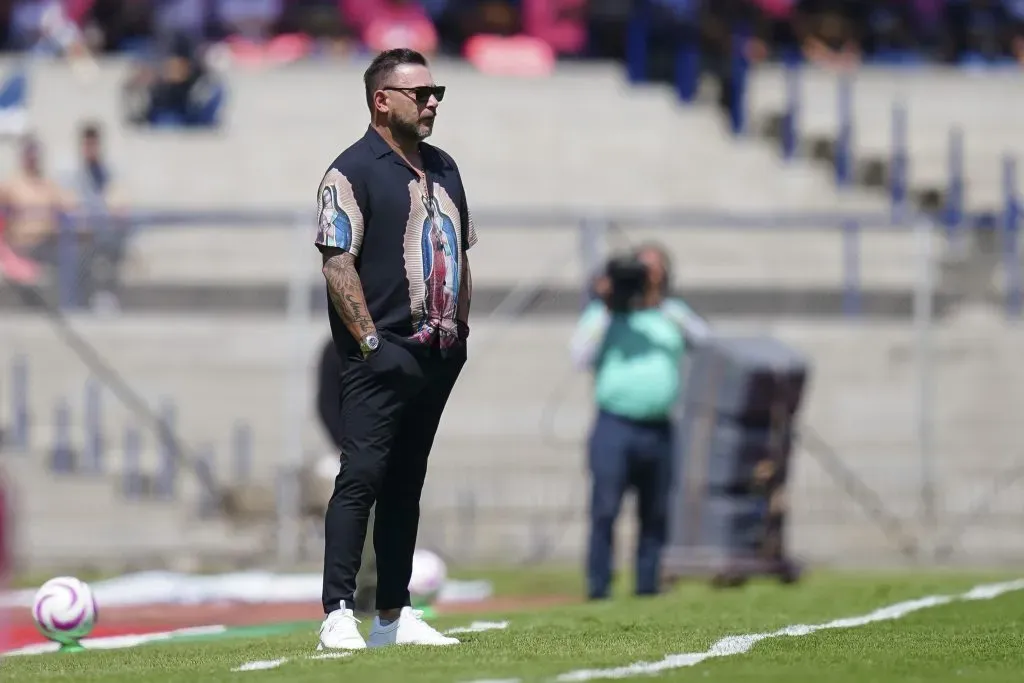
xmin=625 ymin=12 xmax=1022 ymax=282
xmin=619 ymin=21 xmax=1023 ymax=318
xmin=38 ymin=203 xmax=1023 ymax=319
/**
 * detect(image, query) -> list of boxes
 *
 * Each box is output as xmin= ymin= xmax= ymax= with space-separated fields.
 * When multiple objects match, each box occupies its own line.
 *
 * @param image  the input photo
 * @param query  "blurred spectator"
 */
xmin=586 ymin=0 xmax=631 ymax=59
xmin=58 ymin=121 xmax=129 ymax=307
xmin=123 ymin=32 xmax=223 ymax=127
xmin=83 ymin=0 xmax=157 ymax=53
xmin=700 ymin=1 xmax=764 ymax=122
xmin=214 ymin=0 xmax=316 ymax=65
xmin=2 ymin=0 xmax=1024 ymax=80
xmin=213 ymin=0 xmax=283 ymax=40
xmin=1007 ymin=0 xmax=1024 ymax=65
xmin=943 ymin=0 xmax=1014 ymax=64
xmin=0 ymin=134 xmax=74 ymax=263
xmin=151 ymin=0 xmax=209 ymax=45
xmin=343 ymin=0 xmax=439 ymax=55
xmin=277 ymin=0 xmax=356 ymax=54
xmin=7 ymin=0 xmax=97 ymax=79
xmin=9 ymin=0 xmax=64 ymax=51
xmin=860 ymin=2 xmax=921 ymax=62
xmin=792 ymin=0 xmax=863 ymax=67
xmin=748 ymin=0 xmax=800 ymax=61
xmin=523 ymin=0 xmax=586 ymax=55
xmin=0 ymin=131 xmax=128 ymax=307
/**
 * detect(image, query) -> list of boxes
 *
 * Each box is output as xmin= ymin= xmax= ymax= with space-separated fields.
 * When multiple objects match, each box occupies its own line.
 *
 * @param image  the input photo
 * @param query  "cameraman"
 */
xmin=570 ymin=243 xmax=709 ymax=600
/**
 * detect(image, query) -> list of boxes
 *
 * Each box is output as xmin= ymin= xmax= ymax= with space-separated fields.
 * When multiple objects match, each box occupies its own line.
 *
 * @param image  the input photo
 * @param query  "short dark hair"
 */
xmin=363 ymin=48 xmax=429 ymax=112
xmin=80 ymin=121 xmax=101 ymax=141
xmin=633 ymin=242 xmax=674 ymax=288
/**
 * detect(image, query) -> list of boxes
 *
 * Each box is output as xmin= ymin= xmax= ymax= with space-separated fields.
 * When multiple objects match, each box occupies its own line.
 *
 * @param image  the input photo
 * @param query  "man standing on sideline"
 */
xmin=315 ymin=48 xmax=476 ymax=650
xmin=570 ymin=244 xmax=709 ymax=600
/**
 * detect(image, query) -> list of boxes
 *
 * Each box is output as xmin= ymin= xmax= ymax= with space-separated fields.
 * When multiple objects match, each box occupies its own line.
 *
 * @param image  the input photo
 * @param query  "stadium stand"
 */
xmin=748 ymin=64 xmax=1024 ymax=213
xmin=0 ymin=58 xmax=915 ymax=294
xmin=2 ymin=0 xmax=1024 ymax=573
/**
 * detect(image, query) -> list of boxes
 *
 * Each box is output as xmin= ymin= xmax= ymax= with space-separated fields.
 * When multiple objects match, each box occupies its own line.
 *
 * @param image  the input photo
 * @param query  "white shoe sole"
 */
xmin=317 ymin=641 xmax=367 ymax=651
xmin=367 ymin=638 xmax=459 ymax=648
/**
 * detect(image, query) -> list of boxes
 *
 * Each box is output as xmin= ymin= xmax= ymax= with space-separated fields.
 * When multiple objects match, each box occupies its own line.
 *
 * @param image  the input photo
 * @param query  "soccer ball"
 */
xmin=408 ymin=549 xmax=446 ymax=607
xmin=32 ymin=576 xmax=97 ymax=644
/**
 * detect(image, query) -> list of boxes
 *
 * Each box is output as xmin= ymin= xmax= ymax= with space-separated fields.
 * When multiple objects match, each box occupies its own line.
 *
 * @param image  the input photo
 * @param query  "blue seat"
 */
xmin=0 ymin=67 xmax=28 ymax=136
xmin=0 ymin=68 xmax=27 ymax=110
xmin=188 ymin=81 xmax=225 ymax=127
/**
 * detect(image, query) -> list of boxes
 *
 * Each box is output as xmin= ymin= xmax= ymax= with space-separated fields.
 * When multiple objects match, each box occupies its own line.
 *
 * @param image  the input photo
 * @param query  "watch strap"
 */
xmin=360 ymin=333 xmax=380 ymax=357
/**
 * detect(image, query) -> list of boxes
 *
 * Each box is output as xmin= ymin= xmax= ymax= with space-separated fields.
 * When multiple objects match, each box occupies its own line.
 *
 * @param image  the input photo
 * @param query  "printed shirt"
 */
xmin=314 ymin=126 xmax=477 ymax=355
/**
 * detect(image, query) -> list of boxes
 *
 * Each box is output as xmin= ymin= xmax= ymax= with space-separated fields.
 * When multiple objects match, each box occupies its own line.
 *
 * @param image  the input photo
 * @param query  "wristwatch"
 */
xmin=359 ymin=333 xmax=380 ymax=359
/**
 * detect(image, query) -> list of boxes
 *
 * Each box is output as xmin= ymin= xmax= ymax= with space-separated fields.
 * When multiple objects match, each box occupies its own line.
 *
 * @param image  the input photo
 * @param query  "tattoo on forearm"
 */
xmin=322 ymin=250 xmax=376 ymax=339
xmin=457 ymin=259 xmax=472 ymax=323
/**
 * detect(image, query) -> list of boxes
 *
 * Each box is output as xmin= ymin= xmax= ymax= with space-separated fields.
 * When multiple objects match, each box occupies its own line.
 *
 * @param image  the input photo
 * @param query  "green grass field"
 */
xmin=5 ymin=570 xmax=1024 ymax=682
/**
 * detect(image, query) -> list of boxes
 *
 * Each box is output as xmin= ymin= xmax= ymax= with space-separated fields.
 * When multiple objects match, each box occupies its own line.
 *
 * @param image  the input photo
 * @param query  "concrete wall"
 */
xmin=4 ymin=304 xmax=1023 ymax=569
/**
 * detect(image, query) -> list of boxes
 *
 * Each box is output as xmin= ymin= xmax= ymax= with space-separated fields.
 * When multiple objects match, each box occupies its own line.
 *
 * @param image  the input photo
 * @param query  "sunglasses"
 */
xmin=382 ymin=85 xmax=446 ymax=105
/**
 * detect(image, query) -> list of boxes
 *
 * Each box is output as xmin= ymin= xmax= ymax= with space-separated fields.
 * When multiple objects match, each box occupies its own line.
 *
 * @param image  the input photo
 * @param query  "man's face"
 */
xmin=21 ymin=141 xmax=40 ymax=175
xmin=376 ymin=64 xmax=441 ymax=142
xmin=637 ymin=248 xmax=667 ymax=291
xmin=82 ymin=135 xmax=100 ymax=162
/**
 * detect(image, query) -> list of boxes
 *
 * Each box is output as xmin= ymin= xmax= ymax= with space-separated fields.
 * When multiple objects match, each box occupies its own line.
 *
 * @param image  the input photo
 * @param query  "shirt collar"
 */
xmin=363 ymin=125 xmax=395 ymax=160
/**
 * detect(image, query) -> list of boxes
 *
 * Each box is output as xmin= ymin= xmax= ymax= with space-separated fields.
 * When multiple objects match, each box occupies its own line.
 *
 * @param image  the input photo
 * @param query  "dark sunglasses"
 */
xmin=382 ymin=85 xmax=446 ymax=104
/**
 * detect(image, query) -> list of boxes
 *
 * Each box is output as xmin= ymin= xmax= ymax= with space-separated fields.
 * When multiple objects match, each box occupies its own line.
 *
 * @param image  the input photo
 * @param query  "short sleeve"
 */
xmin=315 ymin=166 xmax=366 ymax=257
xmin=662 ymin=298 xmax=710 ymax=344
xmin=465 ymin=206 xmax=478 ymax=250
xmin=569 ymin=301 xmax=611 ymax=368
xmin=459 ymin=185 xmax=478 ymax=251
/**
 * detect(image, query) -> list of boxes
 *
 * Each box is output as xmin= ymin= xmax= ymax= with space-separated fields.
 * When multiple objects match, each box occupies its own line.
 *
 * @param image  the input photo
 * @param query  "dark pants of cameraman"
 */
xmin=587 ymin=410 xmax=673 ymax=600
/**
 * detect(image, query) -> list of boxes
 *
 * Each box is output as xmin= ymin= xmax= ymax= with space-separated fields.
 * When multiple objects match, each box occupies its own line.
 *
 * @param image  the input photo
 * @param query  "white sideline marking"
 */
xmin=232 ymin=619 xmax=505 ymax=672
xmin=446 ymin=621 xmax=510 ymax=635
xmin=4 ymin=625 xmax=229 ymax=657
xmin=232 ymin=658 xmax=288 ymax=672
xmin=553 ymin=579 xmax=1024 ymax=682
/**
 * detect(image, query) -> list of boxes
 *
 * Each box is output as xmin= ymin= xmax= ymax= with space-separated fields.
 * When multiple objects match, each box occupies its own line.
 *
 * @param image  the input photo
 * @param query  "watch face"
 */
xmin=364 ymin=335 xmax=380 ymax=351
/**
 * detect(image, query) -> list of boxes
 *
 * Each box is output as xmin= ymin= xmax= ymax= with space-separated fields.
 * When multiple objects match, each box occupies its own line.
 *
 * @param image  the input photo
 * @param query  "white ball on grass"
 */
xmin=32 ymin=576 xmax=98 ymax=644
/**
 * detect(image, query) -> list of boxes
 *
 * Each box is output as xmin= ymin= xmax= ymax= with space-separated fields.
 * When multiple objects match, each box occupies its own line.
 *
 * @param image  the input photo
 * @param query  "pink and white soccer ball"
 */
xmin=32 ymin=576 xmax=97 ymax=643
xmin=408 ymin=549 xmax=447 ymax=606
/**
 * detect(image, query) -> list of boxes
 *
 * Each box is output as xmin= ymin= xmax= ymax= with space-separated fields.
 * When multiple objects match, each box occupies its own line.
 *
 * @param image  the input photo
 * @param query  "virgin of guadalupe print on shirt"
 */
xmin=403 ymin=180 xmax=463 ymax=348
xmin=315 ymin=169 xmax=363 ymax=254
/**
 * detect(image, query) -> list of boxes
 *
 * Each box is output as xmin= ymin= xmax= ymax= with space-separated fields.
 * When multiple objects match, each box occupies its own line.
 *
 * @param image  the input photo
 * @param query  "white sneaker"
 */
xmin=317 ymin=602 xmax=367 ymax=650
xmin=367 ymin=606 xmax=460 ymax=647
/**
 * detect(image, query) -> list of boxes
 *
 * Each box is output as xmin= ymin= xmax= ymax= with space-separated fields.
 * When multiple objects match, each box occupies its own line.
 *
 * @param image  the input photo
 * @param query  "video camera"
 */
xmin=603 ymin=253 xmax=650 ymax=313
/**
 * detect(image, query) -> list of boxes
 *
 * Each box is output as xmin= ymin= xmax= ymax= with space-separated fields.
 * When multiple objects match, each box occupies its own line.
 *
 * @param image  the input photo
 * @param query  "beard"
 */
xmin=391 ymin=113 xmax=433 ymax=143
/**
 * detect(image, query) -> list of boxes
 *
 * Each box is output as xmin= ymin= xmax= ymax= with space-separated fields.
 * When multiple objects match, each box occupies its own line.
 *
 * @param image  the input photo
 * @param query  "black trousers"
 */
xmin=322 ymin=336 xmax=465 ymax=614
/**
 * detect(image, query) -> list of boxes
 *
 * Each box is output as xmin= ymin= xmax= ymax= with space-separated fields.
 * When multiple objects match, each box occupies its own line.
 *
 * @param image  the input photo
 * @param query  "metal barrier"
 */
xmin=15 ymin=203 xmax=1017 ymax=319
